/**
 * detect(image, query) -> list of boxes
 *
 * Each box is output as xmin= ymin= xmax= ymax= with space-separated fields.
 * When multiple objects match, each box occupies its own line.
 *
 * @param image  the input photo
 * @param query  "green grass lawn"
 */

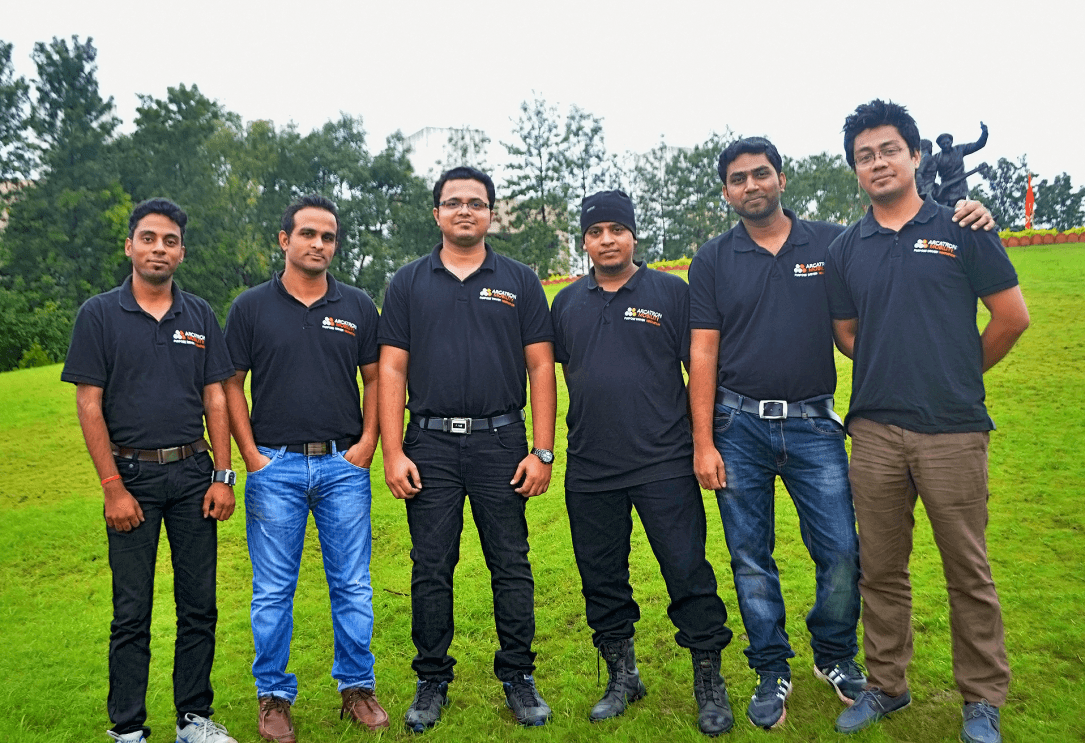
xmin=1 ymin=245 xmax=1082 ymax=742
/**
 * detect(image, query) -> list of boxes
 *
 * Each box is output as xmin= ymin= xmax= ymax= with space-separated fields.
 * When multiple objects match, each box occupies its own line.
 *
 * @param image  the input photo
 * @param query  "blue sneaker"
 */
xmin=502 ymin=674 xmax=552 ymax=726
xmin=835 ymin=687 xmax=911 ymax=733
xmin=747 ymin=673 xmax=792 ymax=729
xmin=814 ymin=659 xmax=867 ymax=704
xmin=961 ymin=701 xmax=1001 ymax=743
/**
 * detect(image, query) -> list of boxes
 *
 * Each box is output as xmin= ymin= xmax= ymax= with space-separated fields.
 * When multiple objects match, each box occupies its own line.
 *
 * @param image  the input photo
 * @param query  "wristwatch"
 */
xmin=211 ymin=469 xmax=237 ymax=487
xmin=531 ymin=448 xmax=555 ymax=465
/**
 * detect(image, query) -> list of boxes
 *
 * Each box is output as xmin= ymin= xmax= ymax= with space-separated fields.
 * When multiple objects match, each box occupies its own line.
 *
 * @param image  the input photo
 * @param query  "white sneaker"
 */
xmin=107 ymin=731 xmax=146 ymax=742
xmin=175 ymin=713 xmax=238 ymax=743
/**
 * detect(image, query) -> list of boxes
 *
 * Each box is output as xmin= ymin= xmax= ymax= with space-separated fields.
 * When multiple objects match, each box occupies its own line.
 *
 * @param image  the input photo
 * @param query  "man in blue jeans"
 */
xmin=63 ymin=198 xmax=238 ymax=743
xmin=224 ymin=194 xmax=386 ymax=741
xmin=378 ymin=166 xmax=556 ymax=733
xmin=687 ymin=137 xmax=993 ymax=730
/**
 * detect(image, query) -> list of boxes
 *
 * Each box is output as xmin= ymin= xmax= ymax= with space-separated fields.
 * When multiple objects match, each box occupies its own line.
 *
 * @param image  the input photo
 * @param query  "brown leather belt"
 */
xmin=112 ymin=439 xmax=210 ymax=464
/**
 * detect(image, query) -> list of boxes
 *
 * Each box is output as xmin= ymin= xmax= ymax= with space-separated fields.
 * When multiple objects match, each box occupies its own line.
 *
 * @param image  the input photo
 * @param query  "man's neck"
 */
xmin=130 ymin=274 xmax=174 ymax=321
xmin=594 ymin=261 xmax=638 ymax=292
xmin=440 ymin=239 xmax=487 ymax=281
xmin=281 ymin=265 xmax=328 ymax=307
xmin=870 ymin=191 xmax=925 ymax=232
xmin=741 ymin=208 xmax=792 ymax=255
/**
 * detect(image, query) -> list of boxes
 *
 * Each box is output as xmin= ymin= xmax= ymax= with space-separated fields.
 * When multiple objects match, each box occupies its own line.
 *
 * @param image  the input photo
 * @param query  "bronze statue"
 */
xmin=932 ymin=122 xmax=988 ymax=206
xmin=917 ymin=139 xmax=938 ymax=200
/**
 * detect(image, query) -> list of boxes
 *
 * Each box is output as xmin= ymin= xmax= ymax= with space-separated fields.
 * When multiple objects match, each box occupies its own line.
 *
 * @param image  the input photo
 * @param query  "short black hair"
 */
xmin=129 ymin=198 xmax=187 ymax=242
xmin=432 ymin=166 xmax=496 ymax=210
xmin=281 ymin=193 xmax=339 ymax=238
xmin=717 ymin=137 xmax=783 ymax=182
xmin=842 ymin=99 xmax=921 ymax=169
xmin=936 ymin=133 xmax=953 ymax=148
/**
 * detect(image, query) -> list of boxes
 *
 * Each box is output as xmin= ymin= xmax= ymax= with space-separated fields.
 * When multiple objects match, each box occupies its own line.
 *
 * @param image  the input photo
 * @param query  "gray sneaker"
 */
xmin=814 ymin=659 xmax=867 ymax=704
xmin=503 ymin=674 xmax=552 ymax=726
xmin=405 ymin=679 xmax=450 ymax=733
xmin=747 ymin=673 xmax=792 ymax=729
xmin=961 ymin=701 xmax=1001 ymax=743
xmin=176 ymin=714 xmax=238 ymax=743
xmin=835 ymin=687 xmax=911 ymax=734
xmin=107 ymin=732 xmax=146 ymax=743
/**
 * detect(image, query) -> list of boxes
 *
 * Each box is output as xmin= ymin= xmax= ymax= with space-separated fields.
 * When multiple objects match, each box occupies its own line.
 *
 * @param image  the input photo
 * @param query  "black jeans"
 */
xmin=108 ymin=451 xmax=217 ymax=736
xmin=403 ymin=421 xmax=537 ymax=682
xmin=566 ymin=474 xmax=732 ymax=651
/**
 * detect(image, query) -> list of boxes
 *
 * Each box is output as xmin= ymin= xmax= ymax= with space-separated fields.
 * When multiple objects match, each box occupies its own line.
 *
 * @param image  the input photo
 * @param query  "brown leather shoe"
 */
xmin=341 ymin=687 xmax=390 ymax=730
xmin=258 ymin=696 xmax=296 ymax=742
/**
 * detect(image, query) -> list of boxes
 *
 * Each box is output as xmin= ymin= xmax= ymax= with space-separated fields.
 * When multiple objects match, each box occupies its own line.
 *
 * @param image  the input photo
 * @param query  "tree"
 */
xmin=439 ymin=127 xmax=490 ymax=173
xmin=782 ymin=152 xmax=866 ymax=224
xmin=971 ymin=156 xmax=1028 ymax=230
xmin=632 ymin=139 xmax=686 ymax=261
xmin=666 ymin=132 xmax=735 ymax=255
xmin=0 ymin=40 xmax=32 ymax=186
xmin=1033 ymin=173 xmax=1084 ymax=231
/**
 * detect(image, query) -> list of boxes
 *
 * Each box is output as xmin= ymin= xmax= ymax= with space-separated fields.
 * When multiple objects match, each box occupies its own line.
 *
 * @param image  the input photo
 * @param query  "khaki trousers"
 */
xmin=848 ymin=418 xmax=1010 ymax=705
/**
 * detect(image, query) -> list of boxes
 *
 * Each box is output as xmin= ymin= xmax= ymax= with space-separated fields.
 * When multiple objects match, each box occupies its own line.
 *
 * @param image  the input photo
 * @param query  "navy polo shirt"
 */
xmin=377 ymin=244 xmax=552 ymax=418
xmin=689 ymin=210 xmax=844 ymax=402
xmin=826 ymin=198 xmax=1019 ymax=433
xmin=553 ymin=263 xmax=693 ymax=491
xmin=224 ymin=272 xmax=380 ymax=445
xmin=61 ymin=276 xmax=235 ymax=449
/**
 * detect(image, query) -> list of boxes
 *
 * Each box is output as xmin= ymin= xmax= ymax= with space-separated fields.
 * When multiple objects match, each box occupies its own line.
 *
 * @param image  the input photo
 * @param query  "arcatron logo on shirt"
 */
xmin=793 ymin=262 xmax=825 ymax=278
xmin=624 ymin=306 xmax=662 ymax=326
xmin=913 ymin=239 xmax=958 ymax=257
xmin=172 ymin=329 xmax=205 ymax=349
xmin=322 ymin=316 xmax=357 ymax=336
xmin=479 ymin=288 xmax=517 ymax=307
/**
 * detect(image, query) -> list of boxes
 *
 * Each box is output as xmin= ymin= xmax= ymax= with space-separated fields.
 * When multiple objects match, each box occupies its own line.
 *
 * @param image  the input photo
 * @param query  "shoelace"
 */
xmin=415 ymin=681 xmax=443 ymax=708
xmin=835 ymin=659 xmax=867 ymax=679
xmin=754 ymin=676 xmax=789 ymax=701
xmin=965 ymin=701 xmax=999 ymax=725
xmin=695 ymin=660 xmax=726 ymax=705
xmin=260 ymin=697 xmax=292 ymax=718
xmin=181 ymin=715 xmax=231 ymax=742
xmin=340 ymin=687 xmax=374 ymax=719
xmin=508 ymin=677 xmax=540 ymax=708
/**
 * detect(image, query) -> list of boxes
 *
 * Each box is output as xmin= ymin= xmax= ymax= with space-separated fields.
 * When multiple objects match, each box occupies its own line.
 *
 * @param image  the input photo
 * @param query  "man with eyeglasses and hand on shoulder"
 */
xmin=378 ymin=166 xmax=557 ymax=733
xmin=829 ymin=100 xmax=1028 ymax=743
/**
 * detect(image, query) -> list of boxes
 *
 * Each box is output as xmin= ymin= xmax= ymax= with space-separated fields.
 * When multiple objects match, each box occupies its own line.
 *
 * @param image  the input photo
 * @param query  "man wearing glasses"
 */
xmin=829 ymin=100 xmax=1028 ymax=743
xmin=378 ymin=166 xmax=557 ymax=732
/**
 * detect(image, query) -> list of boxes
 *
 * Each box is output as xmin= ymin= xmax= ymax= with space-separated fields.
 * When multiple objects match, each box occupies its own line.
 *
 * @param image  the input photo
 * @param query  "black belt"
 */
xmin=260 ymin=436 xmax=359 ymax=456
xmin=715 ymin=386 xmax=842 ymax=425
xmin=112 ymin=439 xmax=210 ymax=464
xmin=410 ymin=410 xmax=525 ymax=435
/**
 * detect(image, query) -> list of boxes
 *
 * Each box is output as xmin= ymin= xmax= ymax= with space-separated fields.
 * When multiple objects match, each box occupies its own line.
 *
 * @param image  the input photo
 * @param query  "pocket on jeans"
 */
xmin=248 ymin=446 xmax=278 ymax=474
xmin=192 ymin=449 xmax=214 ymax=475
xmin=403 ymin=422 xmax=422 ymax=447
xmin=712 ymin=408 xmax=735 ymax=434
xmin=115 ymin=456 xmax=142 ymax=483
xmin=339 ymin=452 xmax=370 ymax=471
xmin=493 ymin=422 xmax=528 ymax=451
xmin=808 ymin=417 xmax=844 ymax=437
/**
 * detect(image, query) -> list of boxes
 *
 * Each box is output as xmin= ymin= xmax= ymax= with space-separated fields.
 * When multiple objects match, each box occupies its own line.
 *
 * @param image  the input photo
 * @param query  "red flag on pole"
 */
xmin=1025 ymin=172 xmax=1035 ymax=229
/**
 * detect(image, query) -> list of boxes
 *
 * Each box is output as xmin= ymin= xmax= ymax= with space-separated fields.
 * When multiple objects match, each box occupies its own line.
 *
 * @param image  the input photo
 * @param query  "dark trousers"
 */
xmin=403 ymin=421 xmax=537 ymax=682
xmin=566 ymin=474 xmax=732 ymax=651
xmin=107 ymin=451 xmax=217 ymax=736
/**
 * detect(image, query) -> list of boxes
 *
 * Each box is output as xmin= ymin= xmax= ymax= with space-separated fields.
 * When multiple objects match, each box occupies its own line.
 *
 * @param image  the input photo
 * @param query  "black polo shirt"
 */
xmin=61 ymin=276 xmax=234 ymax=449
xmin=689 ymin=210 xmax=844 ymax=402
xmin=224 ymin=272 xmax=380 ymax=445
xmin=826 ymin=198 xmax=1019 ymax=433
xmin=553 ymin=263 xmax=693 ymax=491
xmin=377 ymin=244 xmax=552 ymax=418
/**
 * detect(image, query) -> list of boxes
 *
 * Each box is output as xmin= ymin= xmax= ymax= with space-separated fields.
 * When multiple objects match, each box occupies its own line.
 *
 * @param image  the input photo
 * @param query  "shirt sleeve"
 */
xmin=826 ymin=234 xmax=858 ymax=320
xmin=688 ymin=242 xmax=722 ymax=330
xmin=550 ymin=289 xmax=569 ymax=364
xmin=60 ymin=297 xmax=107 ymax=387
xmin=675 ymin=279 xmax=691 ymax=363
xmin=376 ymin=269 xmax=412 ymax=351
xmin=200 ymin=300 xmax=235 ymax=385
xmin=356 ymin=293 xmax=381 ymax=366
xmin=518 ymin=270 xmax=553 ymax=346
xmin=223 ymin=296 xmax=253 ymax=373
xmin=963 ymin=228 xmax=1019 ymax=297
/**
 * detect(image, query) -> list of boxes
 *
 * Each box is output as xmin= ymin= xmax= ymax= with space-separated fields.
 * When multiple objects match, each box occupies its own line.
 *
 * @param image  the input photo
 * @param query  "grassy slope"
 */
xmin=0 ymin=246 xmax=1082 ymax=742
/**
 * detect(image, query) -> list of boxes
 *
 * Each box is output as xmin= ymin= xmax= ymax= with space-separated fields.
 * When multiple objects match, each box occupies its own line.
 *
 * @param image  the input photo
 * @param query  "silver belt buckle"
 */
xmin=446 ymin=417 xmax=472 ymax=434
xmin=304 ymin=442 xmax=328 ymax=456
xmin=758 ymin=400 xmax=788 ymax=420
xmin=157 ymin=447 xmax=182 ymax=464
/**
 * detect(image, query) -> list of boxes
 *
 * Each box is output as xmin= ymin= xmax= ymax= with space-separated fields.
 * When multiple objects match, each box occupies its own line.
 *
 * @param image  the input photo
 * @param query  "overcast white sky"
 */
xmin=5 ymin=0 xmax=1084 ymax=191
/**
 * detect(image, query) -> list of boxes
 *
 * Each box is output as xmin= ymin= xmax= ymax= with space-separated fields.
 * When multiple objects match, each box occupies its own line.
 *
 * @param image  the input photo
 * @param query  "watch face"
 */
xmin=533 ymin=448 xmax=554 ymax=464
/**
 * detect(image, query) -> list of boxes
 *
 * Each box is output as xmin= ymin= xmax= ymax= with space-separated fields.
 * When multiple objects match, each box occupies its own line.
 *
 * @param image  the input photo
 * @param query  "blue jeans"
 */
xmin=402 ymin=420 xmax=536 ymax=682
xmin=245 ymin=444 xmax=375 ymax=699
xmin=713 ymin=400 xmax=860 ymax=675
xmin=108 ymin=450 xmax=217 ymax=738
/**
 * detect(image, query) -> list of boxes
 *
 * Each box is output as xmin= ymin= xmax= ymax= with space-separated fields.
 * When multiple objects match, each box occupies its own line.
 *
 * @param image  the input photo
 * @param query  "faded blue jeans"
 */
xmin=713 ymin=399 xmax=860 ymax=675
xmin=245 ymin=443 xmax=375 ymax=700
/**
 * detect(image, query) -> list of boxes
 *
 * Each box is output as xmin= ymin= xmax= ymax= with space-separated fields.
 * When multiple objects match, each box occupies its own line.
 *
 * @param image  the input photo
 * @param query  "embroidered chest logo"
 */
xmin=172 ymin=329 xmax=205 ymax=349
xmin=913 ymin=239 xmax=959 ymax=258
xmin=793 ymin=262 xmax=825 ymax=278
xmin=321 ymin=316 xmax=357 ymax=336
xmin=479 ymin=287 xmax=517 ymax=307
xmin=624 ymin=307 xmax=662 ymax=326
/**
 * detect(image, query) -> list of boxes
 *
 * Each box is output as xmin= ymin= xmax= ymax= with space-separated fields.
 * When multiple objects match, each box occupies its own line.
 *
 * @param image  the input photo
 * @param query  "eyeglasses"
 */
xmin=855 ymin=145 xmax=906 ymax=168
xmin=438 ymin=199 xmax=490 ymax=212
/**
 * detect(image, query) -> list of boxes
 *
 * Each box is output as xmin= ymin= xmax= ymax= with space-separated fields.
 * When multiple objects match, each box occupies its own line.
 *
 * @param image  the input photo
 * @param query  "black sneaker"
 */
xmin=747 ymin=673 xmax=792 ymax=729
xmin=814 ymin=659 xmax=867 ymax=704
xmin=502 ymin=674 xmax=552 ymax=727
xmin=404 ymin=679 xmax=449 ymax=733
